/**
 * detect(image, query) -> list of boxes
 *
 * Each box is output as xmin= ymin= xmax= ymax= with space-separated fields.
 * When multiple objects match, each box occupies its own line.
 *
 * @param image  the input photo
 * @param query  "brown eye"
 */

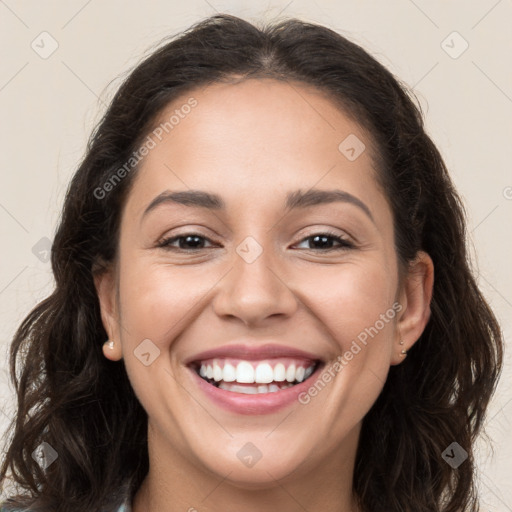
xmin=294 ymin=232 xmax=354 ymax=251
xmin=157 ymin=233 xmax=216 ymax=251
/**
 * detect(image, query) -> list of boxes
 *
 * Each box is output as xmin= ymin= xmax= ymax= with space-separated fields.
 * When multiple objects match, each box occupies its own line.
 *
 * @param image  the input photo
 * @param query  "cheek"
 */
xmin=118 ymin=259 xmax=215 ymax=343
xmin=116 ymin=257 xmax=215 ymax=410
xmin=302 ymin=258 xmax=398 ymax=345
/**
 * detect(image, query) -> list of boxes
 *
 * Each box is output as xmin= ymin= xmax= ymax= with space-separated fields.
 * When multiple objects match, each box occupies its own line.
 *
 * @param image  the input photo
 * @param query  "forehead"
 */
xmin=124 ymin=78 xmax=388 ymax=219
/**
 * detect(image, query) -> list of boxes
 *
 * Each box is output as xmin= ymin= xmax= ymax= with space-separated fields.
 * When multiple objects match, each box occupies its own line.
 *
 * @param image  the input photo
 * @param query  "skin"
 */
xmin=95 ymin=78 xmax=434 ymax=512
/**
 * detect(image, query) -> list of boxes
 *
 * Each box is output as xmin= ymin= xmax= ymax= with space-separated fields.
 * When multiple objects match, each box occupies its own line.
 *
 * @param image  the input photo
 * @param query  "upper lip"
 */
xmin=184 ymin=343 xmax=324 ymax=366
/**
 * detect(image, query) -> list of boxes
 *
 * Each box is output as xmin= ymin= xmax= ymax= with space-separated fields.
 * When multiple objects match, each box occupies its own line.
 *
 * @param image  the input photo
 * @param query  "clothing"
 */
xmin=1 ymin=475 xmax=135 ymax=511
xmin=0 ymin=496 xmax=132 ymax=512
xmin=118 ymin=498 xmax=132 ymax=512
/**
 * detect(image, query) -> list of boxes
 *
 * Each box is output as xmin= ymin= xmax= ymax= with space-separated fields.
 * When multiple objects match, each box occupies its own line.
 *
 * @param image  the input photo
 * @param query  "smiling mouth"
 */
xmin=190 ymin=359 xmax=323 ymax=394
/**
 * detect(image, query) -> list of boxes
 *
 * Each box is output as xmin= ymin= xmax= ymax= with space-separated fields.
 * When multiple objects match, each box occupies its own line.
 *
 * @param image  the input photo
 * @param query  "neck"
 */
xmin=132 ymin=421 xmax=362 ymax=512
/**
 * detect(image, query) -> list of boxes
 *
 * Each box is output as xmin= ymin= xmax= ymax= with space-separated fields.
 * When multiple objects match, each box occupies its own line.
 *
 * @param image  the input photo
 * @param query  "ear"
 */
xmin=93 ymin=261 xmax=123 ymax=361
xmin=391 ymin=250 xmax=434 ymax=365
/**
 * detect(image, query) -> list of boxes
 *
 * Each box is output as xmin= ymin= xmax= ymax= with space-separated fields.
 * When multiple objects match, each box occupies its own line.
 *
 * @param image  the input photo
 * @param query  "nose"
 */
xmin=212 ymin=239 xmax=298 ymax=327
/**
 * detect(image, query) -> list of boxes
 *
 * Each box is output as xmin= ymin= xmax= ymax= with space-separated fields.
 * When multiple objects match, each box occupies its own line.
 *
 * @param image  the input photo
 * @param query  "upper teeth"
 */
xmin=198 ymin=360 xmax=315 ymax=384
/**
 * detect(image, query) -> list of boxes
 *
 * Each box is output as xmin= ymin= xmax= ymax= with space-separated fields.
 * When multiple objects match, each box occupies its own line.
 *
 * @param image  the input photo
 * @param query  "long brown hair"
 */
xmin=0 ymin=14 xmax=504 ymax=512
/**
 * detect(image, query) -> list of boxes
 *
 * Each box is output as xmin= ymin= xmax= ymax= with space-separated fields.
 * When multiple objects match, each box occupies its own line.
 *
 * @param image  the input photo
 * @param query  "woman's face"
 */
xmin=96 ymin=78 xmax=432 ymax=487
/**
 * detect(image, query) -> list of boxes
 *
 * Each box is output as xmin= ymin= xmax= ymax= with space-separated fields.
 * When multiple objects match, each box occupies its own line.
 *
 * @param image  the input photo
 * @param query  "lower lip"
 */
xmin=188 ymin=363 xmax=324 ymax=415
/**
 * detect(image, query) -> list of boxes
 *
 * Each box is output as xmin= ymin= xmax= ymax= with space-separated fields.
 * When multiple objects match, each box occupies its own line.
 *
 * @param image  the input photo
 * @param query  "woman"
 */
xmin=0 ymin=13 xmax=504 ymax=512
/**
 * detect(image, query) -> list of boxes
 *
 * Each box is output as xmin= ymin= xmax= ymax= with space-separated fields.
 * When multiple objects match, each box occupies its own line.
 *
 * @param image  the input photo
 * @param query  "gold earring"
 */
xmin=399 ymin=339 xmax=407 ymax=356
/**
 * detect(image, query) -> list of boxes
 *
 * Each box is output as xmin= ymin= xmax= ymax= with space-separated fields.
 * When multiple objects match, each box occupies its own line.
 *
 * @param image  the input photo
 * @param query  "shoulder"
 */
xmin=0 ymin=503 xmax=129 ymax=512
xmin=0 ymin=505 xmax=20 ymax=512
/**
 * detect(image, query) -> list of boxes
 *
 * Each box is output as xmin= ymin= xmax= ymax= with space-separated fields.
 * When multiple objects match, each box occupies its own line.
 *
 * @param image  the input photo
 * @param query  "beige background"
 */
xmin=0 ymin=0 xmax=511 ymax=508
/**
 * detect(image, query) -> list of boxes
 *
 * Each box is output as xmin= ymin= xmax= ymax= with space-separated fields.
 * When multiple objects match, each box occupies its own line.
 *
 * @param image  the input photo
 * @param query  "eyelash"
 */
xmin=156 ymin=231 xmax=354 ymax=253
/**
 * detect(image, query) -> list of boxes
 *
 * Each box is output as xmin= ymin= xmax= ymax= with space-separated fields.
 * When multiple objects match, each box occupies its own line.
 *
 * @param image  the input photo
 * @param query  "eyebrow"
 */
xmin=141 ymin=188 xmax=374 ymax=223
